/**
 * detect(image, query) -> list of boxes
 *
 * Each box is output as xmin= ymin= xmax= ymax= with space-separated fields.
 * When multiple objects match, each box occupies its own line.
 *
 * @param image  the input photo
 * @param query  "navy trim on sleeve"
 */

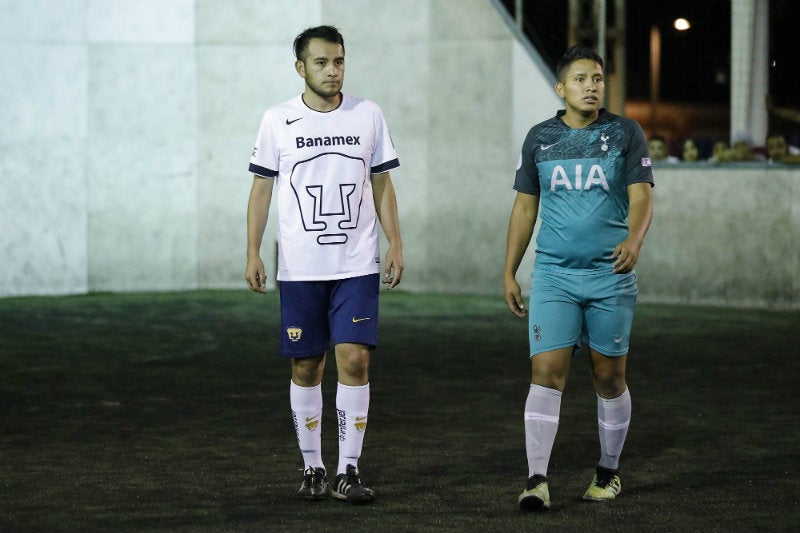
xmin=370 ymin=158 xmax=400 ymax=174
xmin=249 ymin=162 xmax=278 ymax=178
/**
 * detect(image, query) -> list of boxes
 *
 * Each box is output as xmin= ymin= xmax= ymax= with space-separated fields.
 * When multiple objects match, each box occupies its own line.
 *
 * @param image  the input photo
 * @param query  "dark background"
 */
xmin=502 ymin=0 xmax=796 ymax=106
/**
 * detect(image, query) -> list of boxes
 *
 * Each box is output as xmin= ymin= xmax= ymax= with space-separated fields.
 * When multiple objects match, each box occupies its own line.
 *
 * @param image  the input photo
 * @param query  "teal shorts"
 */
xmin=528 ymin=268 xmax=638 ymax=357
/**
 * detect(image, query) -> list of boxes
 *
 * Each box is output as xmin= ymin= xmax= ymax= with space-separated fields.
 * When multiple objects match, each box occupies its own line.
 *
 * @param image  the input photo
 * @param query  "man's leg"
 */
xmin=291 ymin=355 xmax=326 ymax=468
xmin=521 ymin=268 xmax=584 ymax=511
xmin=334 ymin=343 xmax=370 ymax=471
xmin=327 ymin=274 xmax=379 ymax=503
xmin=519 ymin=348 xmax=573 ymax=511
xmin=279 ymin=277 xmax=332 ymax=500
xmin=290 ymin=355 xmax=329 ymax=500
xmin=331 ymin=342 xmax=374 ymax=503
xmin=581 ymin=269 xmax=637 ymax=501
xmin=526 ymin=348 xmax=574 ymax=476
xmin=584 ymin=350 xmax=629 ymax=501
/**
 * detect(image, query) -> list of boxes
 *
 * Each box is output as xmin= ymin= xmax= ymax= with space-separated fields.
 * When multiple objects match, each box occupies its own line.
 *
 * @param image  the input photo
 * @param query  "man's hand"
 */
xmin=504 ymin=276 xmax=528 ymax=317
xmin=616 ymin=182 xmax=652 ymax=273
xmin=381 ymin=245 xmax=404 ymax=290
xmin=245 ymin=256 xmax=267 ymax=293
xmin=611 ymin=238 xmax=642 ymax=274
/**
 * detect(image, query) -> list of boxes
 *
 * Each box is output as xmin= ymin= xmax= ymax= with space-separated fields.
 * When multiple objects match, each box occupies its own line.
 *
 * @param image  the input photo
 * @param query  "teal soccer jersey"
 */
xmin=514 ymin=109 xmax=654 ymax=272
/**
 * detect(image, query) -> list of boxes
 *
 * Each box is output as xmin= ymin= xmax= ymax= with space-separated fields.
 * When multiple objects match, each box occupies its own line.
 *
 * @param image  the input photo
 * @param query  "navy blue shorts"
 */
xmin=277 ymin=274 xmax=380 ymax=358
xmin=528 ymin=268 xmax=638 ymax=357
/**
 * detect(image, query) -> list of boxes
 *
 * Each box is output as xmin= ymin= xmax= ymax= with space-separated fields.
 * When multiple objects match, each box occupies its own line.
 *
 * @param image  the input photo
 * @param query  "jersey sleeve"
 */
xmin=369 ymin=105 xmax=399 ymax=174
xmin=513 ymin=128 xmax=541 ymax=195
xmin=248 ymin=110 xmax=280 ymax=178
xmin=624 ymin=119 xmax=655 ymax=186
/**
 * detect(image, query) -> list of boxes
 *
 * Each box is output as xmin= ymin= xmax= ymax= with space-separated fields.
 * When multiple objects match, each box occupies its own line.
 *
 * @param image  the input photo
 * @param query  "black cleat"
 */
xmin=332 ymin=464 xmax=375 ymax=504
xmin=298 ymin=467 xmax=329 ymax=500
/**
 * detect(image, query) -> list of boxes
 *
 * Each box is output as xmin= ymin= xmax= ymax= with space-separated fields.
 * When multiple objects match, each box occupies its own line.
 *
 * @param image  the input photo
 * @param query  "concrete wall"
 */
xmin=0 ymin=0 xmax=557 ymax=297
xmin=1 ymin=0 xmax=199 ymax=295
xmin=637 ymin=163 xmax=799 ymax=310
xmin=1 ymin=1 xmax=797 ymax=309
xmin=1 ymin=0 xmax=91 ymax=295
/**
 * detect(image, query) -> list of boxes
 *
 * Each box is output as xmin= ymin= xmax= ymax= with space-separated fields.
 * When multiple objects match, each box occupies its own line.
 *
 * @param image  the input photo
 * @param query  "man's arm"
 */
xmin=245 ymin=176 xmax=275 ymax=293
xmin=504 ymin=191 xmax=539 ymax=317
xmin=612 ymin=182 xmax=653 ymax=273
xmin=371 ymin=171 xmax=403 ymax=290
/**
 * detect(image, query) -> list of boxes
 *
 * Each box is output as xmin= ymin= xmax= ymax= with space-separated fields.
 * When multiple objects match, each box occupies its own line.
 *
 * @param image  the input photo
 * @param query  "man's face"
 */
xmin=682 ymin=140 xmax=699 ymax=161
xmin=556 ymin=59 xmax=604 ymax=115
xmin=648 ymin=139 xmax=669 ymax=160
xmin=296 ymin=38 xmax=344 ymax=99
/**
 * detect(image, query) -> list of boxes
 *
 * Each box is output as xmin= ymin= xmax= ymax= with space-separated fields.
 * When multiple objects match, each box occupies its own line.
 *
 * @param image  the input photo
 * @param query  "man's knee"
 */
xmin=594 ymin=376 xmax=626 ymax=398
xmin=590 ymin=351 xmax=627 ymax=398
xmin=530 ymin=347 xmax=573 ymax=391
xmin=592 ymin=365 xmax=627 ymax=398
xmin=335 ymin=344 xmax=370 ymax=385
xmin=291 ymin=355 xmax=325 ymax=386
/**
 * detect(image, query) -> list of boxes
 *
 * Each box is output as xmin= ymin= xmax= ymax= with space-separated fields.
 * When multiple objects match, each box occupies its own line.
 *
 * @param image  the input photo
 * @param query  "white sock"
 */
xmin=524 ymin=384 xmax=562 ymax=478
xmin=336 ymin=382 xmax=370 ymax=474
xmin=289 ymin=381 xmax=324 ymax=471
xmin=597 ymin=387 xmax=631 ymax=471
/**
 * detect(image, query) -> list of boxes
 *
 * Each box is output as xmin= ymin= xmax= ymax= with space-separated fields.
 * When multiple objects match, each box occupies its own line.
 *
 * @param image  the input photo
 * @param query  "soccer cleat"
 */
xmin=332 ymin=464 xmax=375 ymax=504
xmin=582 ymin=467 xmax=622 ymax=501
xmin=518 ymin=474 xmax=550 ymax=511
xmin=297 ymin=466 xmax=329 ymax=500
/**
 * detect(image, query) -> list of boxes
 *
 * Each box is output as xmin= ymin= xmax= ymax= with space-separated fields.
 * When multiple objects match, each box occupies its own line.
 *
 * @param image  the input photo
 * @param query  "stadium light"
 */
xmin=674 ymin=18 xmax=691 ymax=31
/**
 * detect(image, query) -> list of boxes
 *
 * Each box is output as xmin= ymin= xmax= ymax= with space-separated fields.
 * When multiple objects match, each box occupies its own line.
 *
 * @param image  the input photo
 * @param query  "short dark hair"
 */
xmin=293 ymin=25 xmax=345 ymax=61
xmin=555 ymin=45 xmax=604 ymax=81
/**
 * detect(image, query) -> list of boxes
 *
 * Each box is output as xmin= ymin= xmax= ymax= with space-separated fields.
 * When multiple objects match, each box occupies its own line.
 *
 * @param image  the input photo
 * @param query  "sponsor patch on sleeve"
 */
xmin=641 ymin=157 xmax=652 ymax=167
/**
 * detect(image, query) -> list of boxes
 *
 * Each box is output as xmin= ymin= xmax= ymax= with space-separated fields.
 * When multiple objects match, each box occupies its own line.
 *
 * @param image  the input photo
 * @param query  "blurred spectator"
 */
xmin=707 ymin=139 xmax=729 ymax=163
xmin=729 ymin=131 xmax=765 ymax=161
xmin=765 ymin=132 xmax=800 ymax=164
xmin=712 ymin=131 xmax=765 ymax=162
xmin=648 ymin=134 xmax=680 ymax=163
xmin=680 ymin=138 xmax=700 ymax=162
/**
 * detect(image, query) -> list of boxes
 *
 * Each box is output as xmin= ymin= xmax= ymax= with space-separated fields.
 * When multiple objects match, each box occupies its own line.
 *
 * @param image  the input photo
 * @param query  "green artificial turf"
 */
xmin=0 ymin=290 xmax=797 ymax=531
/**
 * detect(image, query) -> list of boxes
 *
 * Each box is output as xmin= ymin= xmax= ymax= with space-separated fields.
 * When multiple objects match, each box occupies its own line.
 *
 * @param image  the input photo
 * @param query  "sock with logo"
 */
xmin=289 ymin=381 xmax=324 ymax=471
xmin=524 ymin=384 xmax=562 ymax=477
xmin=596 ymin=387 xmax=631 ymax=471
xmin=336 ymin=382 xmax=370 ymax=475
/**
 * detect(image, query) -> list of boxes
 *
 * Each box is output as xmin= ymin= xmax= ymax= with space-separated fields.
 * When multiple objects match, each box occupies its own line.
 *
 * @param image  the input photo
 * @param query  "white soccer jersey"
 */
xmin=249 ymin=93 xmax=399 ymax=281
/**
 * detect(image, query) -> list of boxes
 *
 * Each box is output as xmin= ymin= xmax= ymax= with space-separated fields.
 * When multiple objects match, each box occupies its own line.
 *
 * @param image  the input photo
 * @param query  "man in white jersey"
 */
xmin=504 ymin=46 xmax=654 ymax=512
xmin=245 ymin=25 xmax=403 ymax=504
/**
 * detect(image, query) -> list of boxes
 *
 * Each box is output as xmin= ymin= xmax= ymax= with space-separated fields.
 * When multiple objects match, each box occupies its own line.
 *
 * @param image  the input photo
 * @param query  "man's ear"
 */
xmin=295 ymin=60 xmax=305 ymax=79
xmin=555 ymin=81 xmax=564 ymax=98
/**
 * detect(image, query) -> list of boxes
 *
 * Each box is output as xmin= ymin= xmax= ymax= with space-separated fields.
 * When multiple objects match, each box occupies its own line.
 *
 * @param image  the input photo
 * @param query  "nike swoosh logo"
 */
xmin=355 ymin=416 xmax=367 ymax=422
xmin=541 ymin=143 xmax=558 ymax=151
xmin=286 ymin=117 xmax=303 ymax=125
xmin=305 ymin=415 xmax=320 ymax=422
xmin=613 ymin=336 xmax=623 ymax=344
xmin=352 ymin=317 xmax=371 ymax=323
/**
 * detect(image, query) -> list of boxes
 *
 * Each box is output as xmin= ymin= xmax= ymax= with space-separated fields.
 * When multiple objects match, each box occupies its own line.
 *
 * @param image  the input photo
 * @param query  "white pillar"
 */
xmin=730 ymin=0 xmax=769 ymax=145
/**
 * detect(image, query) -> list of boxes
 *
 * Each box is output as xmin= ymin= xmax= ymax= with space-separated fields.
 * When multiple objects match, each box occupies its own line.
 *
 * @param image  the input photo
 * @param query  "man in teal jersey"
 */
xmin=503 ymin=45 xmax=654 ymax=512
